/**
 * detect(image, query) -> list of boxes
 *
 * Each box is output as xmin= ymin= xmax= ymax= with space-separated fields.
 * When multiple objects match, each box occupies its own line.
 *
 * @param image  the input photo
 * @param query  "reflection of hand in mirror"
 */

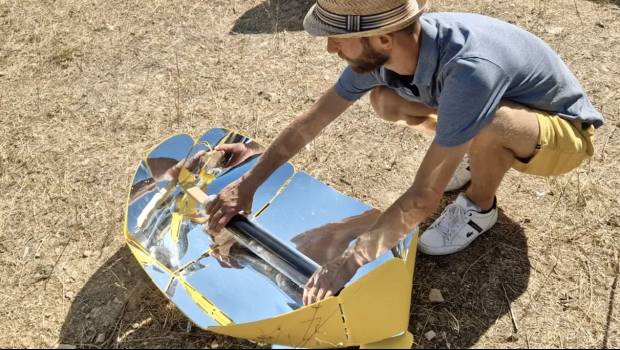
xmin=130 ymin=151 xmax=209 ymax=205
xmin=145 ymin=150 xmax=207 ymax=182
xmin=215 ymin=141 xmax=264 ymax=169
xmin=291 ymin=209 xmax=381 ymax=265
xmin=207 ymin=227 xmax=242 ymax=269
xmin=163 ymin=150 xmax=208 ymax=181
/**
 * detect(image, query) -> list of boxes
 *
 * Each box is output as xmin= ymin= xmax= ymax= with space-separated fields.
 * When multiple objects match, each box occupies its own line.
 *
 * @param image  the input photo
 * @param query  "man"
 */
xmin=206 ymin=0 xmax=604 ymax=305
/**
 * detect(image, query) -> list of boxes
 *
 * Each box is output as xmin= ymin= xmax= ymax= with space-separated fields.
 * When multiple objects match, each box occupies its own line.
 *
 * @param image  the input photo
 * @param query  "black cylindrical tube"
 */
xmin=227 ymin=215 xmax=319 ymax=280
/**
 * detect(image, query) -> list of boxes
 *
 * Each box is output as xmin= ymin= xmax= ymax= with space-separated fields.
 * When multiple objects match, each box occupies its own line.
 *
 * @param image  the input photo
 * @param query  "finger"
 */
xmin=315 ymin=286 xmax=328 ymax=302
xmin=214 ymin=212 xmax=233 ymax=233
xmin=324 ymin=289 xmax=335 ymax=299
xmin=215 ymin=143 xmax=243 ymax=153
xmin=208 ymin=210 xmax=225 ymax=232
xmin=303 ymin=278 xmax=315 ymax=306
xmin=304 ymin=287 xmax=316 ymax=306
xmin=206 ymin=197 xmax=222 ymax=216
xmin=239 ymin=205 xmax=252 ymax=216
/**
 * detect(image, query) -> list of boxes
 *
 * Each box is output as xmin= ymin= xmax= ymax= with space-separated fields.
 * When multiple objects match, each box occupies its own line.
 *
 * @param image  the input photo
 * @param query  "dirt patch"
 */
xmin=0 ymin=0 xmax=618 ymax=348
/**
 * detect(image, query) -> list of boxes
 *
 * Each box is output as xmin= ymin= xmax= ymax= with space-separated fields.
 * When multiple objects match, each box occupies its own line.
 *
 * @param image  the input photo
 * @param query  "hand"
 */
xmin=206 ymin=178 xmax=255 ymax=233
xmin=216 ymin=142 xmax=264 ymax=169
xmin=160 ymin=150 xmax=207 ymax=181
xmin=303 ymin=251 xmax=363 ymax=305
xmin=206 ymin=227 xmax=242 ymax=269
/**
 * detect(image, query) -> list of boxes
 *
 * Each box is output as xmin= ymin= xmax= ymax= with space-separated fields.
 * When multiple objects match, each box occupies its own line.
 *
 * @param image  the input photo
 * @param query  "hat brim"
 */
xmin=303 ymin=0 xmax=429 ymax=38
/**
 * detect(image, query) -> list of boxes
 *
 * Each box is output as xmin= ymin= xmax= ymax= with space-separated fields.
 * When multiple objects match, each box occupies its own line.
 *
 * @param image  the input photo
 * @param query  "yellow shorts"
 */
xmin=512 ymin=113 xmax=595 ymax=177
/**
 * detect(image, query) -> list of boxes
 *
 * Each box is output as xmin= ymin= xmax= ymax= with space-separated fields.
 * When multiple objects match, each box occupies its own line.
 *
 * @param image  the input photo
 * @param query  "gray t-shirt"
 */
xmin=335 ymin=13 xmax=604 ymax=147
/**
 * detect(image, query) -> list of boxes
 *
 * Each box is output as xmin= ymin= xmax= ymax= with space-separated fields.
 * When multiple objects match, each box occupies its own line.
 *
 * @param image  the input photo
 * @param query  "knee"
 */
xmin=472 ymin=103 xmax=520 ymax=147
xmin=472 ymin=112 xmax=508 ymax=147
xmin=369 ymin=87 xmax=400 ymax=122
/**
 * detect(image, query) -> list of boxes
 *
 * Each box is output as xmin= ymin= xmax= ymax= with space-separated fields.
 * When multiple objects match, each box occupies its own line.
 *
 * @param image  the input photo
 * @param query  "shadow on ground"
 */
xmin=59 ymin=208 xmax=529 ymax=348
xmin=230 ymin=0 xmax=314 ymax=35
xmin=411 ymin=208 xmax=530 ymax=348
xmin=57 ymin=246 xmax=254 ymax=348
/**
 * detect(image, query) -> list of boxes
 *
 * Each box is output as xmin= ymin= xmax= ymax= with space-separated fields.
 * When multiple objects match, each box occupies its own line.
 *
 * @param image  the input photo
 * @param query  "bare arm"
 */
xmin=207 ymin=86 xmax=353 ymax=232
xmin=242 ymin=86 xmax=353 ymax=189
xmin=348 ymin=140 xmax=471 ymax=264
xmin=303 ymin=140 xmax=471 ymax=304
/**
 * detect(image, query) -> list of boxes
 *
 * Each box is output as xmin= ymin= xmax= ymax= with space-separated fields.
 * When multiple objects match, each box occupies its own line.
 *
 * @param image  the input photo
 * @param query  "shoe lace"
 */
xmin=430 ymin=203 xmax=468 ymax=244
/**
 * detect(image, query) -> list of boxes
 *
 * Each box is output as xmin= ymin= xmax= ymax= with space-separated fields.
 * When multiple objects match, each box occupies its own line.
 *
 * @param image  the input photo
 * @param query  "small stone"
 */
xmin=429 ymin=289 xmax=445 ymax=303
xmin=65 ymin=291 xmax=75 ymax=300
xmin=546 ymin=27 xmax=564 ymax=35
xmin=0 ymin=71 xmax=5 ymax=77
xmin=424 ymin=330 xmax=437 ymax=341
xmin=35 ymin=252 xmax=41 ymax=259
xmin=22 ymin=246 xmax=31 ymax=259
xmin=83 ymin=250 xmax=93 ymax=257
xmin=95 ymin=333 xmax=106 ymax=344
xmin=112 ymin=297 xmax=122 ymax=304
xmin=210 ymin=341 xmax=220 ymax=348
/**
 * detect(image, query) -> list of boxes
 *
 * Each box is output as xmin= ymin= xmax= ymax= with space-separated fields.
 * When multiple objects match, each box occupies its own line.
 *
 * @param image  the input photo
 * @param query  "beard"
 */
xmin=342 ymin=38 xmax=390 ymax=74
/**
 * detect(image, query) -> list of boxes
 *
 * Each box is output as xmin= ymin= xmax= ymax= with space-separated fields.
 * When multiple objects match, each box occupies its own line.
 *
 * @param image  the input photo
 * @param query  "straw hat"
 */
xmin=304 ymin=0 xmax=429 ymax=38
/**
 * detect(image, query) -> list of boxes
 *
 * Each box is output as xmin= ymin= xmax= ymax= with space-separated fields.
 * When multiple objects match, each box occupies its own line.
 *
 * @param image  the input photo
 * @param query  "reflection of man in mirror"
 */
xmin=130 ymin=141 xmax=264 ymax=205
xmin=207 ymin=0 xmax=604 ymax=305
xmin=129 ymin=140 xmax=266 ymax=268
xmin=129 ymin=151 xmax=206 ymax=204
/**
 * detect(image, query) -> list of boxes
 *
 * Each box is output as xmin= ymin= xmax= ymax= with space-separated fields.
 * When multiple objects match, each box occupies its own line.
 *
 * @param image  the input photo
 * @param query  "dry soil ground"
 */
xmin=1 ymin=0 xmax=619 ymax=348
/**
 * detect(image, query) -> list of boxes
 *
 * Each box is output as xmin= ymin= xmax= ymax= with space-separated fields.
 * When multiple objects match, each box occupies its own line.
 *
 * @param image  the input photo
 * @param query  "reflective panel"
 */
xmin=148 ymin=134 xmax=195 ymax=163
xmin=253 ymin=172 xmax=394 ymax=284
xmin=142 ymin=263 xmax=173 ymax=293
xmin=127 ymin=132 xmax=294 ymax=272
xmin=124 ymin=128 xmax=419 ymax=345
xmin=204 ymin=156 xmax=294 ymax=218
xmin=166 ymin=278 xmax=220 ymax=328
xmin=183 ymin=251 xmax=303 ymax=323
xmin=254 ymin=172 xmax=372 ymax=246
xmin=197 ymin=128 xmax=230 ymax=149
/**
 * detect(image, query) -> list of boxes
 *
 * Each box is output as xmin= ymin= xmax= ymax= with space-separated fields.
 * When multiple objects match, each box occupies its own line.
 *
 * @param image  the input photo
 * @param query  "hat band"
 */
xmin=315 ymin=2 xmax=415 ymax=32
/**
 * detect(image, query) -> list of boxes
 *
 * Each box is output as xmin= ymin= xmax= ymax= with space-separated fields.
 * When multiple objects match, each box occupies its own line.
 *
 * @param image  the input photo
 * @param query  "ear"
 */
xmin=374 ymin=34 xmax=394 ymax=51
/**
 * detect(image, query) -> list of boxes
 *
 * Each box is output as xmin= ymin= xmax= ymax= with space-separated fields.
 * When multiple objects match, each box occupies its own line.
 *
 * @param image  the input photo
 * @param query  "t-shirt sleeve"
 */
xmin=435 ymin=58 xmax=511 ymax=147
xmin=335 ymin=66 xmax=382 ymax=101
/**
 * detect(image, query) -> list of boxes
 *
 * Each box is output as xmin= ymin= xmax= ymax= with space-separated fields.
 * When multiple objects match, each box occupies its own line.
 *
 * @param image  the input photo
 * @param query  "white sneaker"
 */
xmin=445 ymin=159 xmax=470 ymax=192
xmin=419 ymin=193 xmax=498 ymax=255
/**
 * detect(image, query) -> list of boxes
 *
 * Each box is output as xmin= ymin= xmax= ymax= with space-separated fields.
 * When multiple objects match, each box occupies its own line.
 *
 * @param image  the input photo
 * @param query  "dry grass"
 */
xmin=0 ymin=0 xmax=619 ymax=348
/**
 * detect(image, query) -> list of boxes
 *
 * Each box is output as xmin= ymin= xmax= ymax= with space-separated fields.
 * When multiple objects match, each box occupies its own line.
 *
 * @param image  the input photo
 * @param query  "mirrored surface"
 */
xmin=254 ymin=172 xmax=395 ymax=284
xmin=204 ymin=156 xmax=294 ymax=217
xmin=142 ymin=263 xmax=173 ymax=293
xmin=125 ymin=128 xmax=413 ymax=329
xmin=127 ymin=132 xmax=294 ymax=273
xmin=183 ymin=252 xmax=303 ymax=323
xmin=148 ymin=134 xmax=195 ymax=163
xmin=166 ymin=278 xmax=221 ymax=328
xmin=197 ymin=128 xmax=230 ymax=149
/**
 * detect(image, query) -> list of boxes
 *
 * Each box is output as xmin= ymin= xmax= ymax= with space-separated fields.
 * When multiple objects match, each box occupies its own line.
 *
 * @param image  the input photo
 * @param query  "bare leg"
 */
xmin=466 ymin=102 xmax=540 ymax=210
xmin=369 ymin=86 xmax=438 ymax=134
xmin=369 ymin=88 xmax=540 ymax=210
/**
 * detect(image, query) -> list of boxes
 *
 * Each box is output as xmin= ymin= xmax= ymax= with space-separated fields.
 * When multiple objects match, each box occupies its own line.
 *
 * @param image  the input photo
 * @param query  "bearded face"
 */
xmin=340 ymin=37 xmax=390 ymax=74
